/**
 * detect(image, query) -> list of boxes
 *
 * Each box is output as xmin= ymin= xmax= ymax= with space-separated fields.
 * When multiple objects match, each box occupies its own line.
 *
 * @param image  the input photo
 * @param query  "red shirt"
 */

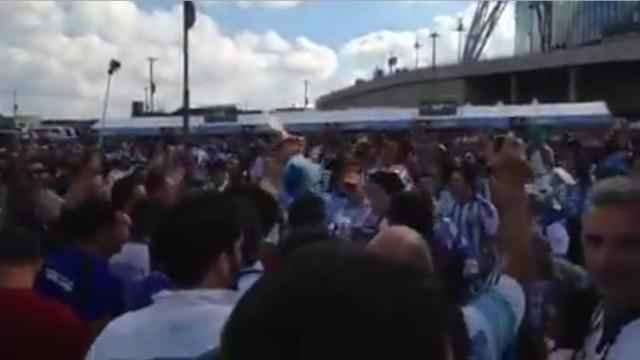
xmin=0 ymin=288 xmax=90 ymax=360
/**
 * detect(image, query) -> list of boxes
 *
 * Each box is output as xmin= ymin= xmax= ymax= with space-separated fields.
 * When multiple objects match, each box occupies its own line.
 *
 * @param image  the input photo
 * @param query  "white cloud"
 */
xmin=398 ymin=1 xmax=448 ymax=5
xmin=341 ymin=29 xmax=432 ymax=70
xmin=0 ymin=1 xmax=334 ymax=118
xmin=235 ymin=1 xmax=301 ymax=9
xmin=481 ymin=2 xmax=515 ymax=59
xmin=336 ymin=1 xmax=514 ymax=83
xmin=197 ymin=1 xmax=301 ymax=10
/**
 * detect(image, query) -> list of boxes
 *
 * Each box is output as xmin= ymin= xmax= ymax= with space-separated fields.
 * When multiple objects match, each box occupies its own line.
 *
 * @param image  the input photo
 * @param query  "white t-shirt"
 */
xmin=463 ymin=274 xmax=526 ymax=360
xmin=87 ymin=289 xmax=237 ymax=360
xmin=576 ymin=306 xmax=640 ymax=360
xmin=530 ymin=147 xmax=554 ymax=177
xmin=109 ymin=242 xmax=150 ymax=283
xmin=535 ymin=220 xmax=571 ymax=257
xmin=545 ymin=221 xmax=571 ymax=256
xmin=249 ymin=156 xmax=266 ymax=183
xmin=237 ymin=262 xmax=264 ymax=297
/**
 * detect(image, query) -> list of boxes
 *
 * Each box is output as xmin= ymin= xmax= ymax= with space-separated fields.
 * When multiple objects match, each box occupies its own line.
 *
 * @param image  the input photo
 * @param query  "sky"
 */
xmin=0 ymin=0 xmax=515 ymax=119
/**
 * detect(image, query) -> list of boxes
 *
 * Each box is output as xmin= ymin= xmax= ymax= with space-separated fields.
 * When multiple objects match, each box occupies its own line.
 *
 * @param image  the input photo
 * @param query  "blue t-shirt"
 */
xmin=35 ymin=247 xmax=124 ymax=322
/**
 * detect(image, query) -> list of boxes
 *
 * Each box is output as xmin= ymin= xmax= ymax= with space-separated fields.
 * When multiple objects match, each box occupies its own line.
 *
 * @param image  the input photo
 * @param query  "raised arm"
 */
xmin=489 ymin=134 xmax=534 ymax=283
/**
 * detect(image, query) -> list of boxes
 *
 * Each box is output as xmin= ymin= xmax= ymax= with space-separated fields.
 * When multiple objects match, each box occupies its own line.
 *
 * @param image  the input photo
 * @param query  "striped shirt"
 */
xmin=576 ymin=305 xmax=640 ymax=360
xmin=449 ymin=195 xmax=499 ymax=275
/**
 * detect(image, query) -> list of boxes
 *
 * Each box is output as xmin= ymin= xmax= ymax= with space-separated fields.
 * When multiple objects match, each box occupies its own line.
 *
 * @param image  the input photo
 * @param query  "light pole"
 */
xmin=529 ymin=3 xmax=536 ymax=53
xmin=12 ymin=90 xmax=17 ymax=120
xmin=183 ymin=1 xmax=196 ymax=136
xmin=455 ymin=17 xmax=465 ymax=62
xmin=388 ymin=54 xmax=398 ymax=74
xmin=304 ymin=80 xmax=309 ymax=108
xmin=143 ymin=87 xmax=149 ymax=113
xmin=429 ymin=31 xmax=439 ymax=68
xmin=147 ymin=57 xmax=157 ymax=112
xmin=414 ymin=35 xmax=421 ymax=69
xmin=100 ymin=59 xmax=121 ymax=147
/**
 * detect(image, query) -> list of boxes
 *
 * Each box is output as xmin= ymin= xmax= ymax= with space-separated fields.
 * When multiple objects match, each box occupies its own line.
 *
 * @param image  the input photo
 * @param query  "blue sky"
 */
xmin=138 ymin=0 xmax=472 ymax=49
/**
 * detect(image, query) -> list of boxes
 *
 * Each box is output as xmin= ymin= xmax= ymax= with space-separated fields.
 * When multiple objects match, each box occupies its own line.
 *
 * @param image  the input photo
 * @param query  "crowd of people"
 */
xmin=0 ymin=122 xmax=639 ymax=360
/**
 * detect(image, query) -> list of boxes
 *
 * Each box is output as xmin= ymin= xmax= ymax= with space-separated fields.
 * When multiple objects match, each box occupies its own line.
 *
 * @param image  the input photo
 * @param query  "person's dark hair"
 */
xmin=278 ymin=227 xmax=335 ymax=259
xmin=288 ymin=192 xmax=326 ymax=228
xmin=57 ymin=197 xmax=116 ymax=245
xmin=0 ymin=226 xmax=41 ymax=265
xmin=111 ymin=173 xmax=143 ymax=212
xmin=130 ymin=198 xmax=166 ymax=242
xmin=221 ymin=243 xmax=466 ymax=360
xmin=225 ymin=185 xmax=283 ymax=267
xmin=368 ymin=171 xmax=405 ymax=195
xmin=151 ymin=191 xmax=242 ymax=288
xmin=22 ymin=156 xmax=48 ymax=175
xmin=387 ymin=191 xmax=434 ymax=236
xmin=208 ymin=158 xmax=228 ymax=173
xmin=145 ymin=168 xmax=168 ymax=197
xmin=233 ymin=196 xmax=264 ymax=267
xmin=450 ymin=166 xmax=476 ymax=189
xmin=4 ymin=180 xmax=39 ymax=221
xmin=225 ymin=184 xmax=282 ymax=235
xmin=416 ymin=170 xmax=435 ymax=181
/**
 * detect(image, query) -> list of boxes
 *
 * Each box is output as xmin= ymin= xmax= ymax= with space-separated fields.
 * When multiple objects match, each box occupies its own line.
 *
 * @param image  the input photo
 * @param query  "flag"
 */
xmin=108 ymin=59 xmax=121 ymax=75
xmin=150 ymin=81 xmax=156 ymax=95
xmin=184 ymin=1 xmax=196 ymax=30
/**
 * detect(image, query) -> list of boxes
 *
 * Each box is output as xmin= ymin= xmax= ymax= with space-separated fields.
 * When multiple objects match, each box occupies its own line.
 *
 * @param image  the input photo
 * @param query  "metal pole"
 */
xmin=147 ymin=57 xmax=157 ymax=112
xmin=100 ymin=74 xmax=112 ymax=147
xmin=456 ymin=17 xmax=465 ymax=63
xmin=12 ymin=90 xmax=17 ymax=120
xmin=304 ymin=80 xmax=309 ymax=108
xmin=183 ymin=4 xmax=190 ymax=136
xmin=529 ymin=5 xmax=535 ymax=53
xmin=144 ymin=87 xmax=149 ymax=113
xmin=414 ymin=37 xmax=420 ymax=68
xmin=458 ymin=30 xmax=463 ymax=62
xmin=430 ymin=32 xmax=439 ymax=68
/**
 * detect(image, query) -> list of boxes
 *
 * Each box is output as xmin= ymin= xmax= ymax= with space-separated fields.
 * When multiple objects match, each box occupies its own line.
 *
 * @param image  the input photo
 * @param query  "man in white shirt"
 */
xmin=87 ymin=191 xmax=243 ymax=360
xmin=575 ymin=177 xmax=640 ymax=360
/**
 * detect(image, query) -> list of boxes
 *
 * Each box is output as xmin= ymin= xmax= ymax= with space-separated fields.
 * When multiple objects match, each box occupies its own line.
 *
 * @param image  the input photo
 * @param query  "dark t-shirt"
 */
xmin=0 ymin=288 xmax=90 ymax=360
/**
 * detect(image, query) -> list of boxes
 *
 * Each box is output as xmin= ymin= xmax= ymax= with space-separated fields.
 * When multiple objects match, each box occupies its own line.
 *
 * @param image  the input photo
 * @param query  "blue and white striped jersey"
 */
xmin=449 ymin=195 xmax=499 ymax=275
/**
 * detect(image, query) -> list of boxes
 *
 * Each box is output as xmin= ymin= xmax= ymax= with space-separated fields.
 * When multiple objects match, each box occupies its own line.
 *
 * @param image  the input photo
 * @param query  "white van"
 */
xmin=32 ymin=126 xmax=77 ymax=141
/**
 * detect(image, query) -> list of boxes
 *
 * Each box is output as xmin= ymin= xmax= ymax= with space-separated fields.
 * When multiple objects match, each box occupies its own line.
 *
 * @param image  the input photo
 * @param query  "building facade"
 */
xmin=516 ymin=1 xmax=640 ymax=55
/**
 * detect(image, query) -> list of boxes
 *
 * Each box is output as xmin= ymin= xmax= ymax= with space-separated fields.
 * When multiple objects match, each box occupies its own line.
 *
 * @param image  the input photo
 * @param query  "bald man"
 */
xmin=366 ymin=226 xmax=434 ymax=274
